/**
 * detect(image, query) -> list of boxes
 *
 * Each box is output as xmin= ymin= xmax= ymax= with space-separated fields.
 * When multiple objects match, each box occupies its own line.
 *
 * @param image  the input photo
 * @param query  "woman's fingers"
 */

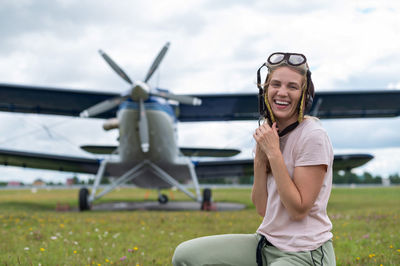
xmin=272 ymin=122 xmax=279 ymax=136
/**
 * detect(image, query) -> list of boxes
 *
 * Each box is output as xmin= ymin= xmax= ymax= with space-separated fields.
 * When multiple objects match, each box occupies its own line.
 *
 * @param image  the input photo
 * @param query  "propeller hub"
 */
xmin=131 ymin=81 xmax=150 ymax=101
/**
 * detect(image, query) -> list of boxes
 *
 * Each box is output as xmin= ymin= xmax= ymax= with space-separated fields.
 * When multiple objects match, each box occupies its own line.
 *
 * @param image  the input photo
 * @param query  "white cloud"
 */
xmin=387 ymin=81 xmax=400 ymax=89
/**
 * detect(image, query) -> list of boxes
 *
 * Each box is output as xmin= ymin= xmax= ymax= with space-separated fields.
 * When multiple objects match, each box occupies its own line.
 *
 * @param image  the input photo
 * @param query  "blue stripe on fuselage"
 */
xmin=119 ymin=97 xmax=177 ymax=121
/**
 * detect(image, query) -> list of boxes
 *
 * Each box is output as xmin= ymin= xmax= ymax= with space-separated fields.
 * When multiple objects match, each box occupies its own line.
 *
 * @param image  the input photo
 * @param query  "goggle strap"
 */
xmin=256 ymin=63 xmax=267 ymax=91
xmin=256 ymin=63 xmax=265 ymax=115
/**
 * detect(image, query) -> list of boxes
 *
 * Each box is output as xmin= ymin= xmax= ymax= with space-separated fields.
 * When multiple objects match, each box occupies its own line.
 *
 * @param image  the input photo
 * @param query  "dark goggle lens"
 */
xmin=269 ymin=53 xmax=285 ymax=64
xmin=288 ymin=55 xmax=306 ymax=65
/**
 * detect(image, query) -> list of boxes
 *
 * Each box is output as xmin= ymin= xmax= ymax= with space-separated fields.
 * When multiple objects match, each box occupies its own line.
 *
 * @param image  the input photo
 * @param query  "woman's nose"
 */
xmin=277 ymin=87 xmax=288 ymax=96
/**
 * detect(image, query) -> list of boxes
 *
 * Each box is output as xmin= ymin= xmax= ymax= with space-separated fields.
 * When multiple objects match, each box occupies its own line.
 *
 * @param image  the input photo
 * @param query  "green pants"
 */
xmin=172 ymin=234 xmax=335 ymax=266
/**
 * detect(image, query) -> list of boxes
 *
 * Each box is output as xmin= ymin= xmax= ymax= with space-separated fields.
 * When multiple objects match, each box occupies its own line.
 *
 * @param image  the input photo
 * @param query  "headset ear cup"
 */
xmin=258 ymin=94 xmax=265 ymax=116
xmin=305 ymin=71 xmax=315 ymax=114
xmin=305 ymin=94 xmax=313 ymax=114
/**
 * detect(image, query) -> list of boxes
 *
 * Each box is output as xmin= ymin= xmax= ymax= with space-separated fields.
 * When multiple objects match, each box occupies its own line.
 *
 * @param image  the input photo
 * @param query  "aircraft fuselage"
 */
xmin=108 ymin=97 xmax=194 ymax=188
xmin=118 ymin=98 xmax=178 ymax=163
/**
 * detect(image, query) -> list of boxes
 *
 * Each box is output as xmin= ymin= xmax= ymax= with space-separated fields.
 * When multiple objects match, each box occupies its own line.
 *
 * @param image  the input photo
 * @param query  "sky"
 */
xmin=0 ymin=0 xmax=400 ymax=184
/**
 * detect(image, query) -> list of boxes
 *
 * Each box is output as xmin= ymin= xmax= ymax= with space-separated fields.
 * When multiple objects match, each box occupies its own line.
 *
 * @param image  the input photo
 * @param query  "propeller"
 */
xmin=138 ymin=98 xmax=149 ymax=152
xmin=79 ymin=42 xmax=202 ymax=153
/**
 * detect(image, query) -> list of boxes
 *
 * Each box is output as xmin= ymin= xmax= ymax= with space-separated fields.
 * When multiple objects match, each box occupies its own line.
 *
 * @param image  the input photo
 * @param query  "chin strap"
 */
xmin=278 ymin=121 xmax=299 ymax=137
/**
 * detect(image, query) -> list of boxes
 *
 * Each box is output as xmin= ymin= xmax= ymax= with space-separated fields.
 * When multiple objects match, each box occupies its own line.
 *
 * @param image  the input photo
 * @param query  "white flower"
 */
xmin=24 ymin=247 xmax=30 ymax=251
xmin=51 ymin=236 xmax=57 ymax=240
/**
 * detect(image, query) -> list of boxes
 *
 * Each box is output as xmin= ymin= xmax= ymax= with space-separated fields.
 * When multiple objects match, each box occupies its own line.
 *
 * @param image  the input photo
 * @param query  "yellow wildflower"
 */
xmin=74 ymin=250 xmax=77 ymax=254
xmin=134 ymin=246 xmax=138 ymax=251
xmin=105 ymin=259 xmax=109 ymax=263
xmin=40 ymin=248 xmax=45 ymax=252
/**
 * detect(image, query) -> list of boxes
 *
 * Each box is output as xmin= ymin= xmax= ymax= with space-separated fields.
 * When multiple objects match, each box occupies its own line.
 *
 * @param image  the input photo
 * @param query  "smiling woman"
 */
xmin=172 ymin=53 xmax=336 ymax=266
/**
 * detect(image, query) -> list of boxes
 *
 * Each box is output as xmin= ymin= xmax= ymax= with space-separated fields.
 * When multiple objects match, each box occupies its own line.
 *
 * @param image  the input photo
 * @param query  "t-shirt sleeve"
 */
xmin=294 ymin=129 xmax=332 ymax=168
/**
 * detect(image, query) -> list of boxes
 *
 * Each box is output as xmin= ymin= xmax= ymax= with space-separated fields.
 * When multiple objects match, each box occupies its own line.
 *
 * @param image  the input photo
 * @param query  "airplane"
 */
xmin=0 ymin=42 xmax=399 ymax=211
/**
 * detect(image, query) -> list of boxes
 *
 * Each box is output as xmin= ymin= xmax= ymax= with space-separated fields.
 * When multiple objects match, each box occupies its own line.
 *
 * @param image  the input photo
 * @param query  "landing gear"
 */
xmin=158 ymin=193 xmax=169 ymax=204
xmin=79 ymin=187 xmax=91 ymax=211
xmin=201 ymin=188 xmax=213 ymax=211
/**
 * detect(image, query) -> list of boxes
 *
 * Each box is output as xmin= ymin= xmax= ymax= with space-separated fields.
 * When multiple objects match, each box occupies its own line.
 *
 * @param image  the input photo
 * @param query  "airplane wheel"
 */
xmin=158 ymin=194 xmax=169 ymax=204
xmin=201 ymin=188 xmax=212 ymax=211
xmin=79 ymin=188 xmax=91 ymax=211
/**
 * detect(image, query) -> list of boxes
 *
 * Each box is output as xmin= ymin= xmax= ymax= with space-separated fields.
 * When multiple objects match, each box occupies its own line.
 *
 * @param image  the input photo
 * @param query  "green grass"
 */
xmin=0 ymin=186 xmax=399 ymax=265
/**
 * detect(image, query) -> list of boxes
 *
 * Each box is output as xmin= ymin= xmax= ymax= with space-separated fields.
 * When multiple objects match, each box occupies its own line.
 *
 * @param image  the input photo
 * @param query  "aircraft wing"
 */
xmin=0 ymin=148 xmax=100 ymax=174
xmin=194 ymin=159 xmax=254 ymax=179
xmin=0 ymin=83 xmax=119 ymax=118
xmin=80 ymin=145 xmax=241 ymax=157
xmin=333 ymin=154 xmax=374 ymax=171
xmin=194 ymin=154 xmax=374 ymax=179
xmin=0 ymin=148 xmax=373 ymax=179
xmin=2 ymin=83 xmax=399 ymax=121
xmin=178 ymin=90 xmax=400 ymax=122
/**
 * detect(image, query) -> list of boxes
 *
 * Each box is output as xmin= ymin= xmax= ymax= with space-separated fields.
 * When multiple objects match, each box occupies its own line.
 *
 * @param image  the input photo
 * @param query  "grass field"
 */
xmin=0 ymin=186 xmax=399 ymax=265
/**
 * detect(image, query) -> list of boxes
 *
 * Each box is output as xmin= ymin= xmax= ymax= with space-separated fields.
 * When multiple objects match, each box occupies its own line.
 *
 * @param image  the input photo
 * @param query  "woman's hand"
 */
xmin=253 ymin=122 xmax=280 ymax=159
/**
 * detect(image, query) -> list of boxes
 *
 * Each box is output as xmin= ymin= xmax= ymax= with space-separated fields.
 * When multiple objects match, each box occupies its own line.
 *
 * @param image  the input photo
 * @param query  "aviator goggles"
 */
xmin=267 ymin=52 xmax=307 ymax=67
xmin=257 ymin=52 xmax=309 ymax=90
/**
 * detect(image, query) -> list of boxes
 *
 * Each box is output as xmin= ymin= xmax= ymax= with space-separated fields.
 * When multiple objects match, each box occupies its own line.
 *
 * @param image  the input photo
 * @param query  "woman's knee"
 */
xmin=172 ymin=240 xmax=197 ymax=266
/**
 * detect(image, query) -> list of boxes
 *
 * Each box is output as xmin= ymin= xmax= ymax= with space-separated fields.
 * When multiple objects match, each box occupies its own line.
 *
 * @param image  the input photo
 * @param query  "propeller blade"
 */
xmin=151 ymin=91 xmax=202 ymax=106
xmin=144 ymin=42 xmax=170 ymax=83
xmin=80 ymin=96 xmax=125 ymax=118
xmin=138 ymin=99 xmax=150 ymax=153
xmin=99 ymin=50 xmax=133 ymax=85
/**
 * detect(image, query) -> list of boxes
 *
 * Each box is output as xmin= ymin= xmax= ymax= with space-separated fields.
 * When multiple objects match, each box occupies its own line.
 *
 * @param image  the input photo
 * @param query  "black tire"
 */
xmin=79 ymin=188 xmax=91 ymax=211
xmin=201 ymin=188 xmax=212 ymax=210
xmin=203 ymin=188 xmax=212 ymax=202
xmin=158 ymin=194 xmax=169 ymax=204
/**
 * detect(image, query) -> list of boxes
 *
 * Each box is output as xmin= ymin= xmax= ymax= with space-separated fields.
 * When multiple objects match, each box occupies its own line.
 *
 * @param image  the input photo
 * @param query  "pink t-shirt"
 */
xmin=256 ymin=118 xmax=334 ymax=252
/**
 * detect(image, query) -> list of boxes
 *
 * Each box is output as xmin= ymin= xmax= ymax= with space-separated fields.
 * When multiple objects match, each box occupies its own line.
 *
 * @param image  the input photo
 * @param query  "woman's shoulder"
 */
xmin=294 ymin=117 xmax=333 ymax=156
xmin=298 ymin=116 xmax=329 ymax=141
xmin=302 ymin=116 xmax=326 ymax=131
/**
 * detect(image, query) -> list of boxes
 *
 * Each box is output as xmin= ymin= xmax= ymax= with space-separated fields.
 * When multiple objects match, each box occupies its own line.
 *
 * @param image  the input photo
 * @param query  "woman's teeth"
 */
xmin=274 ymin=100 xmax=289 ymax=106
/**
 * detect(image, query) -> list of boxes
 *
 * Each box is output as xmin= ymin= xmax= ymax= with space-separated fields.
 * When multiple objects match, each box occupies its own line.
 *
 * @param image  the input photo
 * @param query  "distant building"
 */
xmin=7 ymin=181 xmax=21 ymax=187
xmin=33 ymin=179 xmax=45 ymax=187
xmin=66 ymin=178 xmax=75 ymax=186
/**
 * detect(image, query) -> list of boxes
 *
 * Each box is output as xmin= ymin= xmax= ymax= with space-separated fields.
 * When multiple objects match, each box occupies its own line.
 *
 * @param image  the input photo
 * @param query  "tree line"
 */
xmin=200 ymin=172 xmax=400 ymax=185
xmin=1 ymin=172 xmax=399 ymax=187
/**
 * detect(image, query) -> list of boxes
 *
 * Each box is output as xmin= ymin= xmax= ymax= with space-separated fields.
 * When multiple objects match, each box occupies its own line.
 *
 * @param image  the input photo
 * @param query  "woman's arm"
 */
xmin=251 ymin=145 xmax=270 ymax=217
xmin=254 ymin=122 xmax=326 ymax=221
xmin=268 ymin=150 xmax=326 ymax=220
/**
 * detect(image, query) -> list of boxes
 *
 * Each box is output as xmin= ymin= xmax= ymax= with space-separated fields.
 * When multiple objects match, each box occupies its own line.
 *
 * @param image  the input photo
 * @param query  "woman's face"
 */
xmin=267 ymin=66 xmax=304 ymax=126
